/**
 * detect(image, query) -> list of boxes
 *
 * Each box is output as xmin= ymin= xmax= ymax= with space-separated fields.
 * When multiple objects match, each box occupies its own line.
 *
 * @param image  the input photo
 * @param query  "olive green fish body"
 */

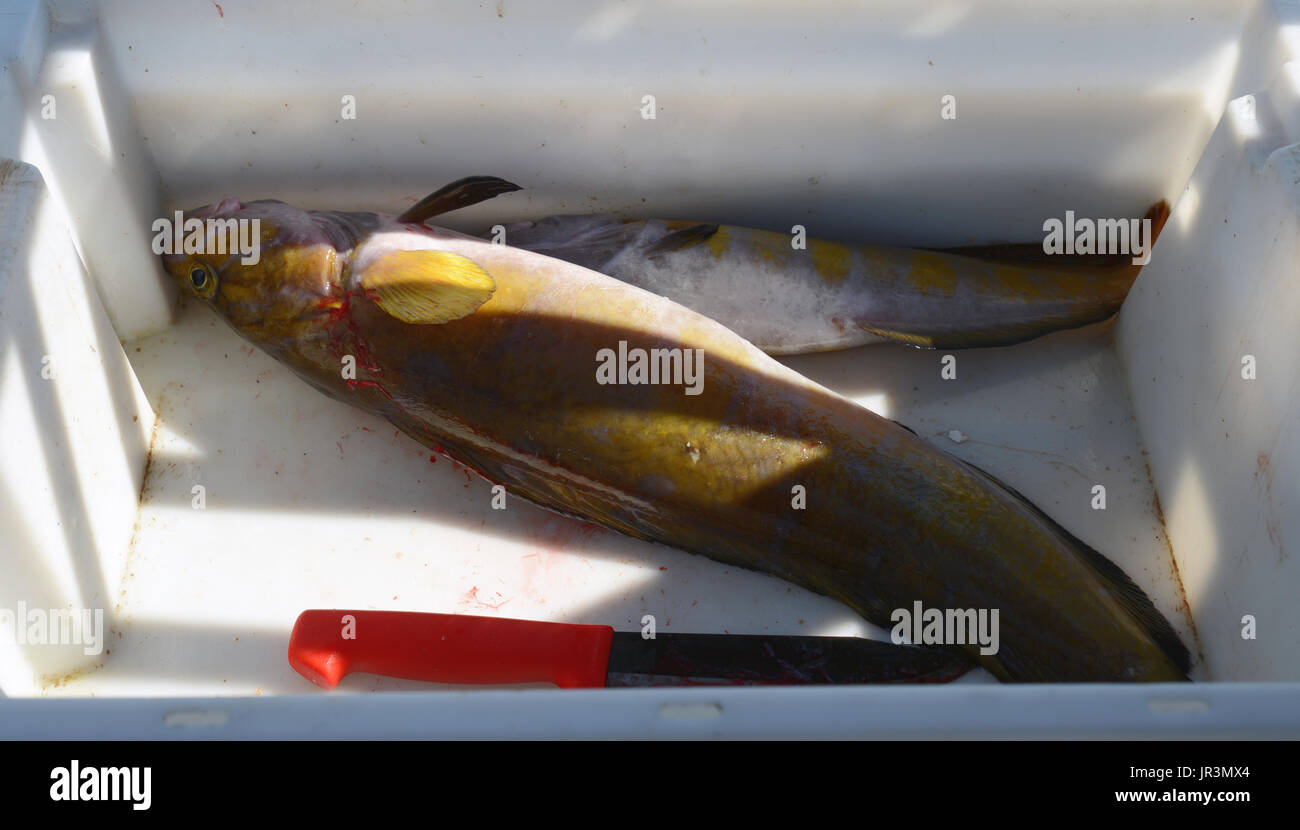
xmin=162 ymin=198 xmax=1189 ymax=682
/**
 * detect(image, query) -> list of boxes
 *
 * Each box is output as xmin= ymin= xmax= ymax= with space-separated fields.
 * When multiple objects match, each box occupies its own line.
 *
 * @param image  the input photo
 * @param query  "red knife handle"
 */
xmin=288 ymin=610 xmax=615 ymax=689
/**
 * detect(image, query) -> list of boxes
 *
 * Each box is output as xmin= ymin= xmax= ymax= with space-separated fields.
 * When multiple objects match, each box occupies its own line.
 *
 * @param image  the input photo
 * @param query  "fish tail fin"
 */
xmin=884 ymin=199 xmax=1175 ymax=350
xmin=1111 ymin=198 xmax=1172 ymax=282
xmin=1145 ymin=198 xmax=1172 ymax=248
xmin=1069 ymin=529 xmax=1193 ymax=679
xmin=1054 ymin=197 xmax=1174 ymax=331
xmin=961 ymin=459 xmax=1192 ymax=679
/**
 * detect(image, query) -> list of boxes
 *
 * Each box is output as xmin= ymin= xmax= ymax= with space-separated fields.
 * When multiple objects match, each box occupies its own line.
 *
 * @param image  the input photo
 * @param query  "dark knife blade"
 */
xmin=605 ymin=631 xmax=971 ymax=686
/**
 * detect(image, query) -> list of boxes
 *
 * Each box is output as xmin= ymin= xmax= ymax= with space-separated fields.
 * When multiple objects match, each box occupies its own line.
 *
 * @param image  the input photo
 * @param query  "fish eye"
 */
xmin=188 ymin=262 xmax=218 ymax=298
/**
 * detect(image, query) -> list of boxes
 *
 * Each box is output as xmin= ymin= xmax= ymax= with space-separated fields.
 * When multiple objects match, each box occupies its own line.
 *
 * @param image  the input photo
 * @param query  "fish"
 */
xmin=158 ymin=178 xmax=1190 ymax=682
xmin=491 ymin=202 xmax=1170 ymax=354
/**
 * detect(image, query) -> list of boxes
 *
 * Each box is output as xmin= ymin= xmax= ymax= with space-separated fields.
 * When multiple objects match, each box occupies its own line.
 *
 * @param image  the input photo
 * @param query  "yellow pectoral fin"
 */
xmin=361 ymin=249 xmax=496 ymax=324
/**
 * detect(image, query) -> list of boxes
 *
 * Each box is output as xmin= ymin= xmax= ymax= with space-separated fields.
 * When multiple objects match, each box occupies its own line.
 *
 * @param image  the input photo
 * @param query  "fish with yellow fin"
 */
xmin=158 ymin=177 xmax=1190 ymax=682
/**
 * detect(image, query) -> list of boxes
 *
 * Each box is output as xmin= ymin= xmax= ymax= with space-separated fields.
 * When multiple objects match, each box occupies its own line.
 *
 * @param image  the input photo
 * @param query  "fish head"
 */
xmin=159 ymin=198 xmax=341 ymax=359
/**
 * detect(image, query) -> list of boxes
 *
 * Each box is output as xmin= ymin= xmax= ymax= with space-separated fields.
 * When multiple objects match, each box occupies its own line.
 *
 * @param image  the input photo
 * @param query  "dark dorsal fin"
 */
xmin=500 ymin=216 xmax=647 ymax=272
xmin=398 ymin=176 xmax=523 ymax=224
xmin=890 ymin=419 xmax=918 ymax=436
xmin=644 ymin=223 xmax=719 ymax=259
xmin=958 ymin=458 xmax=1192 ymax=678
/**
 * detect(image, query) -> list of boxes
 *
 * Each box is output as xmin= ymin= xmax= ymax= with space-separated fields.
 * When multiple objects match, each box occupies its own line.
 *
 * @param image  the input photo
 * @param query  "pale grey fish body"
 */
xmin=494 ymin=213 xmax=1156 ymax=354
xmin=495 ymin=215 xmax=883 ymax=354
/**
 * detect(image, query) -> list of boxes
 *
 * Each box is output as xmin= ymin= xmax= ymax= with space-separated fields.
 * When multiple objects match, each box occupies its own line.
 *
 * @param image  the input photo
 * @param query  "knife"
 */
xmin=288 ymin=609 xmax=972 ymax=688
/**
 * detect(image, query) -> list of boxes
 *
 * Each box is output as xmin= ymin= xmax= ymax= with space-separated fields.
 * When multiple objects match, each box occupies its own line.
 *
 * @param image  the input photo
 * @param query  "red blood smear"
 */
xmin=345 ymin=378 xmax=394 ymax=400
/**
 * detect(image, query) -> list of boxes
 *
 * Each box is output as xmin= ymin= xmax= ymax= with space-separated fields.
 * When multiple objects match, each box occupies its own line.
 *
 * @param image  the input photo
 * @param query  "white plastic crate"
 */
xmin=1 ymin=0 xmax=1298 ymax=737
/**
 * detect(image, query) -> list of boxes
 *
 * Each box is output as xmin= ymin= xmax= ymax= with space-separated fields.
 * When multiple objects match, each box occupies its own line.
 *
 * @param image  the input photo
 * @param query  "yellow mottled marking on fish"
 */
xmin=810 ymin=239 xmax=853 ymax=285
xmin=560 ymin=407 xmax=830 ymax=503
xmin=747 ymin=228 xmax=794 ymax=265
xmin=907 ymin=252 xmax=960 ymax=297
xmin=706 ymin=224 xmax=731 ymax=260
xmin=275 ymin=241 xmax=333 ymax=282
xmin=855 ymin=244 xmax=903 ymax=284
xmin=988 ymin=262 xmax=1131 ymax=306
xmin=986 ymin=264 xmax=1060 ymax=302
